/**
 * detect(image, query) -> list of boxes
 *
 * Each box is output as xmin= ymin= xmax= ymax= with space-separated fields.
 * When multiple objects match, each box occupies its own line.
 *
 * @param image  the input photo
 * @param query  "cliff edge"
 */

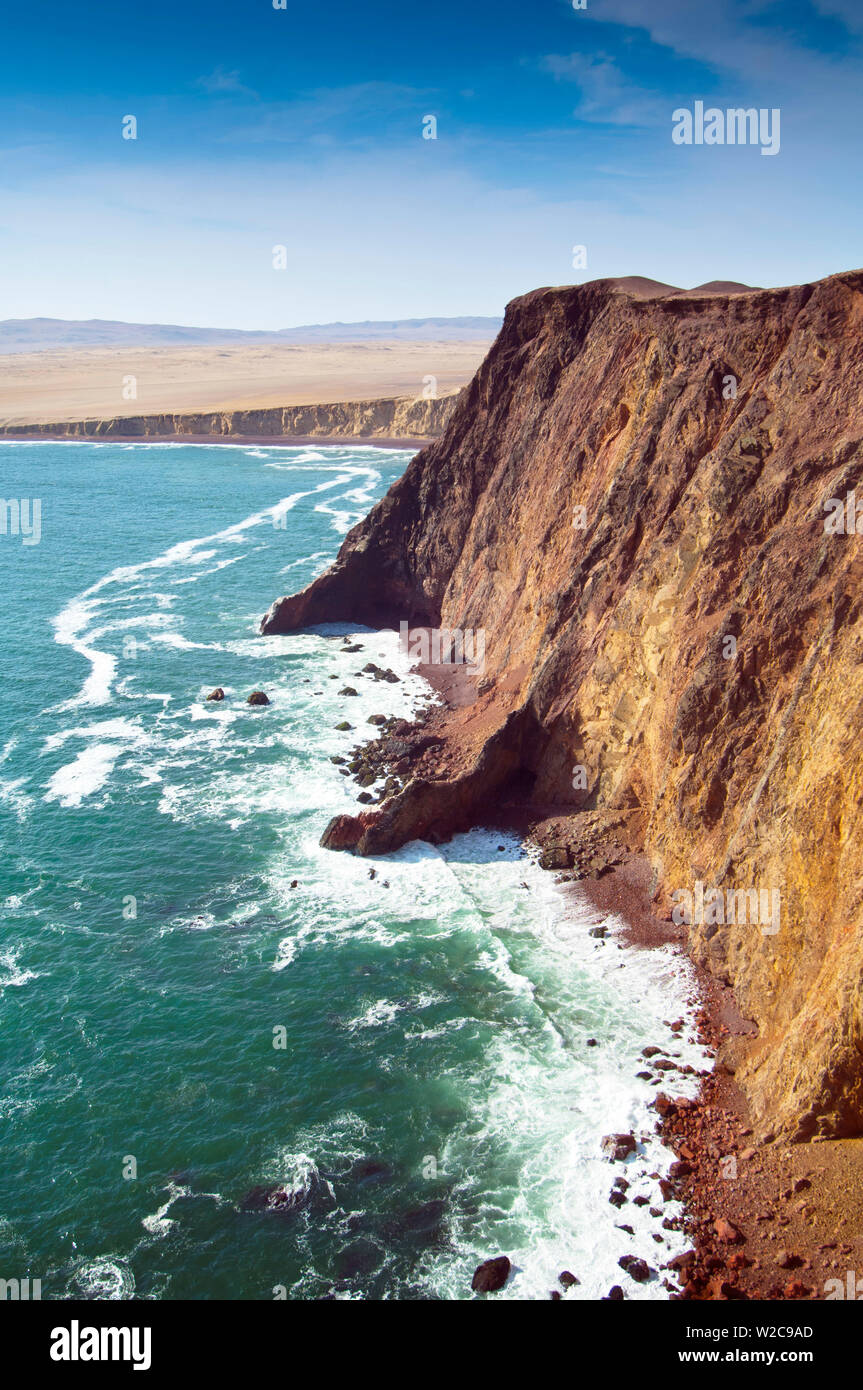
xmin=260 ymin=271 xmax=863 ymax=1143
xmin=0 ymin=392 xmax=458 ymax=440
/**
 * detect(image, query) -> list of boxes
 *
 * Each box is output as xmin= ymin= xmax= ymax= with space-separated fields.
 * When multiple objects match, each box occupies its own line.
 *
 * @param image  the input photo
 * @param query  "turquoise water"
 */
xmin=0 ymin=441 xmax=705 ymax=1301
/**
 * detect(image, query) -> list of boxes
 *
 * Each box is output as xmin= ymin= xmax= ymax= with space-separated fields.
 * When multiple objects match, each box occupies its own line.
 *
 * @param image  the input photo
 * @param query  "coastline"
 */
xmin=541 ymin=843 xmax=861 ymax=1301
xmin=335 ymin=654 xmax=861 ymax=1302
xmin=0 ymin=432 xmax=426 ymax=450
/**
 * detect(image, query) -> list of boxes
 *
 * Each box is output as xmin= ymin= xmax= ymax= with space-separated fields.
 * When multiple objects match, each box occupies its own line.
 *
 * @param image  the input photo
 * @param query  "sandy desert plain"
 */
xmin=0 ymin=339 xmax=493 ymax=426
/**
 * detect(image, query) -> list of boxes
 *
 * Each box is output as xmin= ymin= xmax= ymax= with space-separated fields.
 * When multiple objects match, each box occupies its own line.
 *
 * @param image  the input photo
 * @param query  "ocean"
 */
xmin=0 ymin=441 xmax=706 ymax=1300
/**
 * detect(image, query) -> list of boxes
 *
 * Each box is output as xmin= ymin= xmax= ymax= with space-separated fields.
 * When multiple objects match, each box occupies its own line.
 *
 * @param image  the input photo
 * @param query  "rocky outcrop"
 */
xmin=260 ymin=270 xmax=863 ymax=1143
xmin=471 ymin=1256 xmax=511 ymax=1293
xmin=0 ymin=393 xmax=459 ymax=441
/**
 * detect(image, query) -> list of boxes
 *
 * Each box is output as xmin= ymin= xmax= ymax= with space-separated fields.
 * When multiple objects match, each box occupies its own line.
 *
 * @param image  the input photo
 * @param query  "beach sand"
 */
xmin=0 ymin=339 xmax=492 ymax=426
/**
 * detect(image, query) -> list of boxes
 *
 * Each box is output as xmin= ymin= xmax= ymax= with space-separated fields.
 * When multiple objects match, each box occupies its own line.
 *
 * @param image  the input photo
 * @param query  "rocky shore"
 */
xmin=260 ymin=269 xmax=863 ymax=1150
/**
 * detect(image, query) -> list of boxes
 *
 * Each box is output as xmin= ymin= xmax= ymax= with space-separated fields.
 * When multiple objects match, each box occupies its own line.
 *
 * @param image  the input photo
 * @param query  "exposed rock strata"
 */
xmin=260 ymin=270 xmax=863 ymax=1143
xmin=0 ymin=392 xmax=458 ymax=440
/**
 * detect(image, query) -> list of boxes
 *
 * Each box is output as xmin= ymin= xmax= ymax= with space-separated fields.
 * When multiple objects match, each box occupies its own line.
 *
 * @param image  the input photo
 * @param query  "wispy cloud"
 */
xmin=802 ymin=0 xmax=863 ymax=37
xmin=542 ymin=53 xmax=666 ymax=127
xmin=221 ymin=81 xmax=430 ymax=146
xmin=587 ymin=0 xmax=857 ymax=84
xmin=195 ymin=66 xmax=259 ymax=99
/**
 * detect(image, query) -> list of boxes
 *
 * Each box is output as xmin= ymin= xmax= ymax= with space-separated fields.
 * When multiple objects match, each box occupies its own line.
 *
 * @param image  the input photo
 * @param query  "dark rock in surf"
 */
xmin=618 ymin=1255 xmax=652 ymax=1283
xmin=471 ymin=1255 xmax=511 ymax=1293
xmin=601 ymin=1133 xmax=637 ymax=1161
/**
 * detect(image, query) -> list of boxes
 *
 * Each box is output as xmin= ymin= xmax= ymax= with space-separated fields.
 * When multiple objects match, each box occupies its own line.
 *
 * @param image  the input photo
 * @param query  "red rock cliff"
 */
xmin=261 ymin=271 xmax=863 ymax=1142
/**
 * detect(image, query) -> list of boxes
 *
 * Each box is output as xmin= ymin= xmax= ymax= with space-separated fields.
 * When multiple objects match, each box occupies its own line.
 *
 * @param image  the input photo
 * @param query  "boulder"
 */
xmin=601 ymin=1133 xmax=637 ymax=1161
xmin=471 ymin=1255 xmax=511 ymax=1293
xmin=776 ymin=1250 xmax=803 ymax=1269
xmin=539 ymin=845 xmax=571 ymax=870
xmin=206 ymin=687 xmax=225 ymax=701
xmin=247 ymin=690 xmax=270 ymax=706
xmin=714 ymin=1217 xmax=744 ymax=1244
xmin=618 ymin=1255 xmax=652 ymax=1283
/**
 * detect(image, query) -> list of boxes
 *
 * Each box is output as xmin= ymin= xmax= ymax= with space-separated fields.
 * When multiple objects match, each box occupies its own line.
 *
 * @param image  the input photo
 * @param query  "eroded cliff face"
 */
xmin=0 ymin=392 xmax=457 ymax=440
xmin=261 ymin=271 xmax=863 ymax=1142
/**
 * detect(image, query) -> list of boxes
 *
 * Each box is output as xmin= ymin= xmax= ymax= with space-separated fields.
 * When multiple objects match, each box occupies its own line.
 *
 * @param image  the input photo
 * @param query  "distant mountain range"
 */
xmin=0 ymin=316 xmax=503 ymax=353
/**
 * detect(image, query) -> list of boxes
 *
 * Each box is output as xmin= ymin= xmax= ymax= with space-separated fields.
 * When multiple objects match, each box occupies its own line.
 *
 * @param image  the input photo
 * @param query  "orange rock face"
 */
xmin=262 ymin=271 xmax=863 ymax=1143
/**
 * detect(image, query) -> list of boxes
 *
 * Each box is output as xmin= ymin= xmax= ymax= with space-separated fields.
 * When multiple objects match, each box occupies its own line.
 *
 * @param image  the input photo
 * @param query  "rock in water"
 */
xmin=471 ymin=1256 xmax=511 ymax=1293
xmin=618 ymin=1255 xmax=652 ymax=1283
xmin=601 ymin=1133 xmax=637 ymax=1161
xmin=206 ymin=687 xmax=225 ymax=701
xmin=246 ymin=690 xmax=270 ymax=706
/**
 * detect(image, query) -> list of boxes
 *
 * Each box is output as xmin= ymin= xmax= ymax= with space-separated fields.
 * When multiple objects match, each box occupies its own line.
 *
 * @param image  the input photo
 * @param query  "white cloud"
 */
xmin=195 ymin=67 xmax=259 ymax=99
xmin=542 ymin=53 xmax=666 ymax=126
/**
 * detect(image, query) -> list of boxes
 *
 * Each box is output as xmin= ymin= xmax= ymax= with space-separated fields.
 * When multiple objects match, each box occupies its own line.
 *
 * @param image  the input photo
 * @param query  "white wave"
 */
xmin=171 ymin=553 xmax=247 ymax=585
xmin=0 ymin=775 xmax=34 ymax=823
xmin=67 ymin=1257 xmax=136 ymax=1300
xmin=49 ymin=598 xmax=117 ymax=710
xmin=43 ymin=743 xmax=123 ymax=807
xmin=141 ymin=1182 xmax=191 ymax=1237
xmin=0 ymin=946 xmax=42 ymax=993
xmin=148 ymin=632 xmax=221 ymax=652
xmin=42 ymin=717 xmax=146 ymax=752
xmin=46 ymin=469 xmax=366 ymax=708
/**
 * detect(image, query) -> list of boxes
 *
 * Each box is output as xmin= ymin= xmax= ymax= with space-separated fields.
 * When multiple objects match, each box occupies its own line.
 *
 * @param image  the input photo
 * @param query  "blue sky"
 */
xmin=1 ymin=0 xmax=861 ymax=327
